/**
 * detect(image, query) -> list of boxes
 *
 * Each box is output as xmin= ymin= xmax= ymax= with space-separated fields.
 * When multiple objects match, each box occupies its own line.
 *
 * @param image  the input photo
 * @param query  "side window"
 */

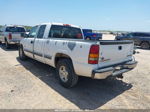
xmin=62 ymin=27 xmax=83 ymax=39
xmin=48 ymin=25 xmax=83 ymax=39
xmin=37 ymin=25 xmax=46 ymax=38
xmin=48 ymin=25 xmax=62 ymax=38
xmin=29 ymin=26 xmax=38 ymax=38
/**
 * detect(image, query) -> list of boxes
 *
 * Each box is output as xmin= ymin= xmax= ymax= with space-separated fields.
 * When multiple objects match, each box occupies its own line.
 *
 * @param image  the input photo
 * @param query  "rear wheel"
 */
xmin=56 ymin=59 xmax=78 ymax=88
xmin=141 ymin=42 xmax=150 ymax=49
xmin=19 ymin=45 xmax=27 ymax=60
xmin=86 ymin=37 xmax=91 ymax=40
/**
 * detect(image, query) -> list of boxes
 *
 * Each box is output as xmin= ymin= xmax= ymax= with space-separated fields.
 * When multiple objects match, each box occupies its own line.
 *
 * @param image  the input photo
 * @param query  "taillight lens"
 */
xmin=93 ymin=34 xmax=96 ymax=37
xmin=8 ymin=33 xmax=12 ymax=39
xmin=88 ymin=45 xmax=100 ymax=64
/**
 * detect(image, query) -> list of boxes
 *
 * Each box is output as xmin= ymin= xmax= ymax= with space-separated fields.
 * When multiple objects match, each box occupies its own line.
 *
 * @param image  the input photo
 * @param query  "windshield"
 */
xmin=6 ymin=27 xmax=25 ymax=32
xmin=83 ymin=29 xmax=92 ymax=33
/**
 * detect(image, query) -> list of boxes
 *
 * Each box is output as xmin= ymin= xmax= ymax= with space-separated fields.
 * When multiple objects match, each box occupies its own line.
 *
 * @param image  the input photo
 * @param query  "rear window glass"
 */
xmin=6 ymin=27 xmax=25 ymax=32
xmin=48 ymin=25 xmax=83 ymax=39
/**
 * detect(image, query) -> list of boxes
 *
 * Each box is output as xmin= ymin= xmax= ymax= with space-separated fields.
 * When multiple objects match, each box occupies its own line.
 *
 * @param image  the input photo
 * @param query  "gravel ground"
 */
xmin=0 ymin=42 xmax=150 ymax=109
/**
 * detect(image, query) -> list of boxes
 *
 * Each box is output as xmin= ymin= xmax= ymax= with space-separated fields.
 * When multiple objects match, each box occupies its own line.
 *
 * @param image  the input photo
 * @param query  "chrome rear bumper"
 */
xmin=92 ymin=60 xmax=138 ymax=79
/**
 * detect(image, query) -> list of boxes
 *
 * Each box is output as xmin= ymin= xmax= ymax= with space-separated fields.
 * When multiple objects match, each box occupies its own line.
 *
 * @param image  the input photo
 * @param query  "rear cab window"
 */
xmin=5 ymin=27 xmax=26 ymax=32
xmin=48 ymin=25 xmax=83 ymax=39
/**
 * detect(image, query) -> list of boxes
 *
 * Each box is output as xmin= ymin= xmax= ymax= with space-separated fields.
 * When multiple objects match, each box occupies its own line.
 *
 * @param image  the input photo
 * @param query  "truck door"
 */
xmin=43 ymin=25 xmax=55 ymax=66
xmin=23 ymin=26 xmax=38 ymax=58
xmin=33 ymin=25 xmax=46 ymax=62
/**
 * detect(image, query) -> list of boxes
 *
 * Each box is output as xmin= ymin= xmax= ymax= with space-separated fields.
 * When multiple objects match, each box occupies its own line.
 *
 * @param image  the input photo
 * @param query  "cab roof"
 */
xmin=39 ymin=22 xmax=80 ymax=28
xmin=5 ymin=25 xmax=25 ymax=28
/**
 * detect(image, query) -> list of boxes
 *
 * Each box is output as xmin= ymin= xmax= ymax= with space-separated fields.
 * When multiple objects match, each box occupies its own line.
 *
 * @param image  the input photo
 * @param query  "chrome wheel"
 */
xmin=56 ymin=59 xmax=78 ymax=88
xmin=59 ymin=66 xmax=69 ymax=82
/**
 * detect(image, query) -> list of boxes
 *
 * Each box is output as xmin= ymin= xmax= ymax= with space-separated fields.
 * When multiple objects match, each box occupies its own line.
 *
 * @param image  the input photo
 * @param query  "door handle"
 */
xmin=31 ymin=41 xmax=34 ymax=44
xmin=118 ymin=46 xmax=122 ymax=50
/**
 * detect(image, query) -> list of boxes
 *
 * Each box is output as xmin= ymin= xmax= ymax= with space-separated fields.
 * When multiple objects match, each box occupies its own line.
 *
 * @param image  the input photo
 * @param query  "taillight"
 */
xmin=88 ymin=45 xmax=100 ymax=64
xmin=8 ymin=33 xmax=12 ymax=39
xmin=93 ymin=34 xmax=96 ymax=37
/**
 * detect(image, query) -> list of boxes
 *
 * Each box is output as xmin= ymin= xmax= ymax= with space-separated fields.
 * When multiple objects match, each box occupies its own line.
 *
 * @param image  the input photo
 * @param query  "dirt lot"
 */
xmin=0 ymin=41 xmax=150 ymax=109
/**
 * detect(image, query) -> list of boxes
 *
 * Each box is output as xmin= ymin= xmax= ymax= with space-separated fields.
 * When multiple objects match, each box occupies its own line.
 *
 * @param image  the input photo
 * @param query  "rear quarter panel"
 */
xmin=49 ymin=39 xmax=98 ymax=77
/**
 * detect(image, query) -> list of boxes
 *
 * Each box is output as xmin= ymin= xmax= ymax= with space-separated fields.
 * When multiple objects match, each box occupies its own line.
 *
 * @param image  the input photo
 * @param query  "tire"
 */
xmin=117 ymin=74 xmax=124 ymax=79
xmin=5 ymin=40 xmax=10 ymax=49
xmin=56 ymin=59 xmax=78 ymax=88
xmin=19 ymin=45 xmax=27 ymax=60
xmin=141 ymin=42 xmax=150 ymax=49
xmin=86 ymin=37 xmax=91 ymax=40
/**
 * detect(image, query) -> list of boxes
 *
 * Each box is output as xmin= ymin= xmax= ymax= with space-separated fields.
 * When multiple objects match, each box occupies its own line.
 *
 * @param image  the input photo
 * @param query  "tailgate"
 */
xmin=11 ymin=32 xmax=24 ymax=40
xmin=98 ymin=40 xmax=134 ymax=68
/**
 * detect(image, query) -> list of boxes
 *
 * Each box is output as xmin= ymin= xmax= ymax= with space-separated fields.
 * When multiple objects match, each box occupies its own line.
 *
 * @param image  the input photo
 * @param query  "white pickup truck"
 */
xmin=0 ymin=25 xmax=26 ymax=48
xmin=19 ymin=23 xmax=137 ymax=88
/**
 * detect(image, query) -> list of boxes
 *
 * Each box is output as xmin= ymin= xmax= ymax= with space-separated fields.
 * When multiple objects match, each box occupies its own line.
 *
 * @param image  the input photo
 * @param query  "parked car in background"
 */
xmin=19 ymin=23 xmax=137 ymax=88
xmin=82 ymin=29 xmax=102 ymax=40
xmin=116 ymin=32 xmax=150 ymax=49
xmin=0 ymin=25 xmax=26 ymax=49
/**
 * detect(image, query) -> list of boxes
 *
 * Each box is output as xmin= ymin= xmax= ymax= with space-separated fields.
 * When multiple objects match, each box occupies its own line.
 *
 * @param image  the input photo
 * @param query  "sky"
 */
xmin=0 ymin=0 xmax=150 ymax=31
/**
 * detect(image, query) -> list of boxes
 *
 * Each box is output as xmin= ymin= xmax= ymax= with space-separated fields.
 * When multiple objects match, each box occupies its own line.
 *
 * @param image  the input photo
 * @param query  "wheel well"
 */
xmin=55 ymin=53 xmax=73 ymax=67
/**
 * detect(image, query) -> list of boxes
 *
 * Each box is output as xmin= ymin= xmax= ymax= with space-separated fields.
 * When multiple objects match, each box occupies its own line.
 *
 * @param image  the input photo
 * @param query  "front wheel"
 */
xmin=86 ymin=37 xmax=91 ymax=40
xmin=56 ymin=59 xmax=78 ymax=88
xmin=141 ymin=42 xmax=150 ymax=49
xmin=19 ymin=45 xmax=27 ymax=60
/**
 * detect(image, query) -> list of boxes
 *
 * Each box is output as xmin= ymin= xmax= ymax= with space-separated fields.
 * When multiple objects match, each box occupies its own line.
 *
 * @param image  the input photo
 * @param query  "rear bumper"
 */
xmin=92 ymin=60 xmax=138 ymax=79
